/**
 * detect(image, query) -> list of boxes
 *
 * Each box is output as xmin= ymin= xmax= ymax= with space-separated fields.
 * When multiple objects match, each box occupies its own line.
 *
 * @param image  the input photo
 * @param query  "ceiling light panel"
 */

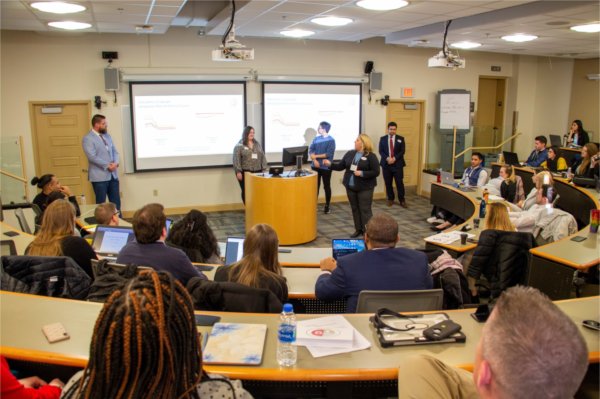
xmin=311 ymin=16 xmax=353 ymax=26
xmin=281 ymin=29 xmax=315 ymax=38
xmin=501 ymin=33 xmax=538 ymax=42
xmin=570 ymin=23 xmax=600 ymax=33
xmin=48 ymin=21 xmax=91 ymax=30
xmin=31 ymin=2 xmax=85 ymax=14
xmin=451 ymin=41 xmax=482 ymax=49
xmin=356 ymin=0 xmax=409 ymax=11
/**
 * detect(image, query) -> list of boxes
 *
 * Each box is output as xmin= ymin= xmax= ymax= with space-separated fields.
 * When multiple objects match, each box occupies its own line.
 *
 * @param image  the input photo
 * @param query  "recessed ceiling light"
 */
xmin=501 ymin=33 xmax=538 ymax=42
xmin=31 ymin=2 xmax=85 ymax=14
xmin=280 ymin=29 xmax=315 ymax=38
xmin=570 ymin=22 xmax=600 ymax=33
xmin=356 ymin=0 xmax=409 ymax=11
xmin=48 ymin=21 xmax=91 ymax=30
xmin=311 ymin=16 xmax=353 ymax=27
xmin=451 ymin=41 xmax=482 ymax=49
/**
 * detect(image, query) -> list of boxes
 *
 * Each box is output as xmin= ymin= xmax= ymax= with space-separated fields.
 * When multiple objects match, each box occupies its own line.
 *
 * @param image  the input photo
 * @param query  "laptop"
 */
xmin=91 ymin=225 xmax=135 ymax=259
xmin=224 ymin=236 xmax=245 ymax=265
xmin=332 ymin=238 xmax=366 ymax=260
xmin=165 ymin=218 xmax=173 ymax=238
xmin=502 ymin=151 xmax=521 ymax=166
xmin=440 ymin=170 xmax=457 ymax=187
xmin=549 ymin=134 xmax=562 ymax=147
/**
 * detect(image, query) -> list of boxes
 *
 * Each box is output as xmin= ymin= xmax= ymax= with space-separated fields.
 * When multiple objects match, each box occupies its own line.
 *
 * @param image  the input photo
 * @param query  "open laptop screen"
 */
xmin=91 ymin=225 xmax=135 ymax=256
xmin=502 ymin=151 xmax=520 ymax=166
xmin=332 ymin=238 xmax=366 ymax=260
xmin=225 ymin=237 xmax=245 ymax=265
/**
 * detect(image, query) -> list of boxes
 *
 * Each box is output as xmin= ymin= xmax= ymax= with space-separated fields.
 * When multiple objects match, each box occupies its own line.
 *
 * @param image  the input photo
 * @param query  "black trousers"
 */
xmin=316 ymin=169 xmax=332 ymax=205
xmin=382 ymin=166 xmax=405 ymax=201
xmin=237 ymin=170 xmax=260 ymax=204
xmin=346 ymin=187 xmax=374 ymax=232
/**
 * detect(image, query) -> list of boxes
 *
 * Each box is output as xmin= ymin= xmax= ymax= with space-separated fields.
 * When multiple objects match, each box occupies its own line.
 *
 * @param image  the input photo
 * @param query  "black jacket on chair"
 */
xmin=186 ymin=278 xmax=282 ymax=313
xmin=467 ymin=230 xmax=536 ymax=299
xmin=1 ymin=255 xmax=91 ymax=299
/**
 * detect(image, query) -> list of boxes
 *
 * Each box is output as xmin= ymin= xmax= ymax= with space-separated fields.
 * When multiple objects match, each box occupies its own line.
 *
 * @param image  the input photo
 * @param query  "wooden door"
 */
xmin=386 ymin=101 xmax=424 ymax=188
xmin=30 ymin=102 xmax=94 ymax=200
xmin=475 ymin=77 xmax=506 ymax=148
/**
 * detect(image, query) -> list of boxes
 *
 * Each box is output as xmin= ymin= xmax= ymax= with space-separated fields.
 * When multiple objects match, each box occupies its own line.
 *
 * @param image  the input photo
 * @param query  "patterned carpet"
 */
xmin=173 ymin=192 xmax=434 ymax=250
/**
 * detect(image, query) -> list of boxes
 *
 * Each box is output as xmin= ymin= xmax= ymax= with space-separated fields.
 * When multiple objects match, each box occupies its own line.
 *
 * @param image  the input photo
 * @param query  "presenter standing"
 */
xmin=379 ymin=121 xmax=407 ymax=208
xmin=82 ymin=114 xmax=121 ymax=213
xmin=233 ymin=126 xmax=268 ymax=204
xmin=326 ymin=134 xmax=380 ymax=237
xmin=309 ymin=121 xmax=336 ymax=214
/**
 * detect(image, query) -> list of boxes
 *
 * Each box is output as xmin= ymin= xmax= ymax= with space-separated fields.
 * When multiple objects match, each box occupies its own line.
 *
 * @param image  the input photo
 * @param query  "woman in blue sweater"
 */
xmin=309 ymin=121 xmax=336 ymax=214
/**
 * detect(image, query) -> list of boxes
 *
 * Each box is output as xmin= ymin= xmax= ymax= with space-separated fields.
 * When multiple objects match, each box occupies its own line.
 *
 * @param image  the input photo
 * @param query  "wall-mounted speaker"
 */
xmin=104 ymin=68 xmax=119 ymax=91
xmin=370 ymin=72 xmax=382 ymax=91
xmin=364 ymin=61 xmax=374 ymax=74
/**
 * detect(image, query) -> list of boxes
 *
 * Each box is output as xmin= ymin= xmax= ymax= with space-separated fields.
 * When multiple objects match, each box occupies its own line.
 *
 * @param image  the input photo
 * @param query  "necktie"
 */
xmin=100 ymin=134 xmax=108 ymax=146
xmin=389 ymin=135 xmax=394 ymax=155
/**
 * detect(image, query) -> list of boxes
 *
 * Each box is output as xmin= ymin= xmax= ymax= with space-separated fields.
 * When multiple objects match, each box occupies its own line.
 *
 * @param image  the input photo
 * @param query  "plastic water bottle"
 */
xmin=277 ymin=303 xmax=297 ymax=367
xmin=567 ymin=167 xmax=572 ymax=180
xmin=80 ymin=194 xmax=86 ymax=205
xmin=479 ymin=198 xmax=487 ymax=219
xmin=436 ymin=168 xmax=442 ymax=183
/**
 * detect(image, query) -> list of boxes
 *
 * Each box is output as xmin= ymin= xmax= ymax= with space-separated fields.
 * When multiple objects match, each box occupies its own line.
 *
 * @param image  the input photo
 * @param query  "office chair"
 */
xmin=356 ymin=289 xmax=444 ymax=313
xmin=14 ymin=208 xmax=32 ymax=234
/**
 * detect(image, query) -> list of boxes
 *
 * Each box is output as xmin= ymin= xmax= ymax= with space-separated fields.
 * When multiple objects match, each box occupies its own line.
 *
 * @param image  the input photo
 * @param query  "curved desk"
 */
xmin=1 ymin=291 xmax=597 ymax=398
xmin=245 ymin=172 xmax=317 ymax=245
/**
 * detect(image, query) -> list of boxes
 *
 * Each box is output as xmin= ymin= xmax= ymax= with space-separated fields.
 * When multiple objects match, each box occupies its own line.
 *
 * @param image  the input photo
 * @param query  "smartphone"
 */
xmin=582 ymin=320 xmax=600 ymax=331
xmin=195 ymin=314 xmax=221 ymax=327
xmin=423 ymin=320 xmax=462 ymax=341
xmin=570 ymin=236 xmax=587 ymax=242
xmin=3 ymin=231 xmax=19 ymax=237
xmin=471 ymin=304 xmax=490 ymax=323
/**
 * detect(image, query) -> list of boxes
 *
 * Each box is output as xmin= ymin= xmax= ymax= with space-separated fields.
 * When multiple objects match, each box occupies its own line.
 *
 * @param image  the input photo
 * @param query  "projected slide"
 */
xmin=263 ymin=83 xmax=362 ymax=163
xmin=130 ymin=82 xmax=246 ymax=171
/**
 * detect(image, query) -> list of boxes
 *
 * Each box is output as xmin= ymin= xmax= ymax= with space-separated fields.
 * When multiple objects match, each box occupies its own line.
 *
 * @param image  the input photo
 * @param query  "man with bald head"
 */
xmin=315 ymin=212 xmax=432 ymax=313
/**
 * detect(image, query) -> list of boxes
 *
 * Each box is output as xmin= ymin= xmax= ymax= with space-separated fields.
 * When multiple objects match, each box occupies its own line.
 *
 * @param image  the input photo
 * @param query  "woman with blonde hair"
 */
xmin=572 ymin=143 xmax=599 ymax=179
xmin=215 ymin=224 xmax=288 ymax=303
xmin=485 ymin=202 xmax=516 ymax=231
xmin=499 ymin=165 xmax=525 ymax=205
xmin=518 ymin=170 xmax=554 ymax=210
xmin=26 ymin=200 xmax=96 ymax=277
xmin=324 ymin=134 xmax=380 ymax=237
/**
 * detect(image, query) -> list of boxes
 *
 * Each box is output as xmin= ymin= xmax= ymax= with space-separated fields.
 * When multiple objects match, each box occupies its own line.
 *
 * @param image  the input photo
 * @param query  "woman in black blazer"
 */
xmin=325 ymin=134 xmax=380 ymax=237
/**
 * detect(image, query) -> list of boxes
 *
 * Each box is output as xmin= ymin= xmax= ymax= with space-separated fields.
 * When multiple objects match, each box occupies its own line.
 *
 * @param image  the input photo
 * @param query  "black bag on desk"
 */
xmin=370 ymin=308 xmax=466 ymax=348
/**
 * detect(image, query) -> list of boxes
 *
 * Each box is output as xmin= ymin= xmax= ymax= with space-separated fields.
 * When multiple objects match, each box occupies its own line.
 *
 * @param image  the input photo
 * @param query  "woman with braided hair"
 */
xmin=61 ymin=270 xmax=251 ymax=399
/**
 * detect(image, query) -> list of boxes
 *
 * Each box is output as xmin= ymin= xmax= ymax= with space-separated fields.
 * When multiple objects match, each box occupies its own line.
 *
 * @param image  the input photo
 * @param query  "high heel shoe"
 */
xmin=350 ymin=230 xmax=363 ymax=238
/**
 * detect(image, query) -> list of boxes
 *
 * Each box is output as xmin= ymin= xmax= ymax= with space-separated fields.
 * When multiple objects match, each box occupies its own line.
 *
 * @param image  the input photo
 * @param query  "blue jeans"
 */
xmin=92 ymin=177 xmax=121 ymax=212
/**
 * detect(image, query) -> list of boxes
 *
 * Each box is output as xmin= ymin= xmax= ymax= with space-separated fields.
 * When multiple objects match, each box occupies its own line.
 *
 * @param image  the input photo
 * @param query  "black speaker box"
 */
xmin=364 ymin=61 xmax=374 ymax=74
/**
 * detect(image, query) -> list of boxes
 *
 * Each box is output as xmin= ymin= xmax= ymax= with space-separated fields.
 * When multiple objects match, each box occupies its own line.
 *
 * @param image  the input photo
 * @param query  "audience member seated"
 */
xmin=31 ymin=174 xmax=80 ymax=223
xmin=499 ymin=165 xmax=524 ymax=205
xmin=541 ymin=145 xmax=568 ymax=172
xmin=429 ymin=153 xmax=488 ymax=231
xmin=524 ymin=135 xmax=548 ymax=167
xmin=214 ymin=223 xmax=288 ymax=303
xmin=60 ymin=270 xmax=251 ymax=399
xmin=166 ymin=209 xmax=223 ymax=264
xmin=484 ymin=202 xmax=516 ymax=232
xmin=567 ymin=119 xmax=590 ymax=147
xmin=93 ymin=202 xmax=119 ymax=226
xmin=26 ymin=200 xmax=96 ymax=277
xmin=509 ymin=184 xmax=555 ymax=233
xmin=397 ymin=286 xmax=588 ymax=399
xmin=315 ymin=212 xmax=432 ymax=313
xmin=116 ymin=203 xmax=207 ymax=286
xmin=1 ymin=355 xmax=64 ymax=399
xmin=515 ymin=170 xmax=554 ymax=211
xmin=572 ymin=142 xmax=599 ymax=179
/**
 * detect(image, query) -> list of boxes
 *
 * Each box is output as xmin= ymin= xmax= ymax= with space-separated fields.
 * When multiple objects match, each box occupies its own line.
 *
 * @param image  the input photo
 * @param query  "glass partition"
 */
xmin=1 ymin=136 xmax=28 ymax=204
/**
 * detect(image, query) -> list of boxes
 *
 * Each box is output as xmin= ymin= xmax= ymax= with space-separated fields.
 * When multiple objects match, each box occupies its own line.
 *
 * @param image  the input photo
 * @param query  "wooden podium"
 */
xmin=245 ymin=172 xmax=317 ymax=245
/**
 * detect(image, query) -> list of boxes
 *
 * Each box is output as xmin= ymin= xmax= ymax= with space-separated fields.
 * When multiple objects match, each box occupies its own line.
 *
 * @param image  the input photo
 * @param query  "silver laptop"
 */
xmin=91 ymin=225 xmax=135 ymax=258
xmin=440 ymin=171 xmax=456 ymax=187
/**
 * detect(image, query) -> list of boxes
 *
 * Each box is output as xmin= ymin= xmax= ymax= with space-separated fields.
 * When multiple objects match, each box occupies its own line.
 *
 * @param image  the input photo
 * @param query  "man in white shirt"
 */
xmin=460 ymin=152 xmax=488 ymax=187
xmin=509 ymin=184 xmax=552 ymax=232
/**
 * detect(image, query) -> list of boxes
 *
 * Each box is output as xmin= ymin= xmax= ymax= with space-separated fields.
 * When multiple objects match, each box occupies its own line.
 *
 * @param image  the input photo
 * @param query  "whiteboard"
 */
xmin=439 ymin=91 xmax=470 ymax=130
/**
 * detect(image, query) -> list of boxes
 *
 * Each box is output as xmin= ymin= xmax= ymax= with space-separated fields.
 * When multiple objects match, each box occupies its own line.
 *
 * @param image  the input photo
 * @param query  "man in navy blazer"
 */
xmin=379 ymin=121 xmax=407 ymax=208
xmin=315 ymin=212 xmax=432 ymax=313
xmin=82 ymin=114 xmax=121 ymax=212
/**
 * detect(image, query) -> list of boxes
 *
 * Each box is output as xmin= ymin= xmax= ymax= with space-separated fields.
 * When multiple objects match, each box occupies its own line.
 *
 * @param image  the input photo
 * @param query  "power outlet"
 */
xmin=153 ymin=189 xmax=158 ymax=196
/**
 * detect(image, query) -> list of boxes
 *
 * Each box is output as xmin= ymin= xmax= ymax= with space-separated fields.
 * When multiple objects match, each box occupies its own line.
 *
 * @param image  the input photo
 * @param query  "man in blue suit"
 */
xmin=315 ymin=212 xmax=432 ymax=313
xmin=379 ymin=121 xmax=407 ymax=208
xmin=82 ymin=114 xmax=121 ymax=213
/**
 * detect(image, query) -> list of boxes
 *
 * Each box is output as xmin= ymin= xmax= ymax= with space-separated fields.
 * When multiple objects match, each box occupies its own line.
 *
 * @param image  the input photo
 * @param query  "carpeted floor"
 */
xmin=172 ymin=192 xmax=435 ymax=250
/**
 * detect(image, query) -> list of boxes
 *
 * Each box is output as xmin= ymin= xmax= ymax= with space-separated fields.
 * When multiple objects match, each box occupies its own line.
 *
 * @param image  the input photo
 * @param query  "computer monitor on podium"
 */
xmin=282 ymin=146 xmax=308 ymax=167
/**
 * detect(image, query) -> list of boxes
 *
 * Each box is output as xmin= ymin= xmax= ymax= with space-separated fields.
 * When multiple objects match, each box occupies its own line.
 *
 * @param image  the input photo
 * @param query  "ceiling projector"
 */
xmin=212 ymin=27 xmax=254 ymax=61
xmin=428 ymin=50 xmax=465 ymax=69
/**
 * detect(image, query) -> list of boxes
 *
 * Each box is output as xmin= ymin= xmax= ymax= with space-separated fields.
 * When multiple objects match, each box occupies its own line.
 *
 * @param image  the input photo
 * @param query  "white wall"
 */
xmin=0 ymin=29 xmax=575 ymax=212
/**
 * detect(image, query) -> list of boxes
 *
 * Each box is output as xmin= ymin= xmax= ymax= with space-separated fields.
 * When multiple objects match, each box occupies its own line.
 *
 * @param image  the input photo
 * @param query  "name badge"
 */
xmin=361 ymin=157 xmax=367 ymax=160
xmin=397 ymin=139 xmax=402 ymax=143
xmin=251 ymin=153 xmax=258 ymax=159
xmin=244 ymin=146 xmax=249 ymax=150
xmin=350 ymin=164 xmax=358 ymax=172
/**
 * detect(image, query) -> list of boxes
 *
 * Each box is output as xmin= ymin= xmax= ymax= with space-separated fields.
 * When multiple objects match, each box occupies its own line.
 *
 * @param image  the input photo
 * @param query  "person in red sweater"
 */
xmin=0 ymin=356 xmax=63 ymax=399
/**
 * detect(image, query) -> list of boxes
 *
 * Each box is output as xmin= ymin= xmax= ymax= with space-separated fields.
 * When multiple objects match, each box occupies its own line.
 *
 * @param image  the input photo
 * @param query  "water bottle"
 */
xmin=567 ymin=167 xmax=572 ymax=180
xmin=483 ymin=188 xmax=489 ymax=204
xmin=80 ymin=194 xmax=86 ymax=205
xmin=436 ymin=168 xmax=442 ymax=183
xmin=479 ymin=198 xmax=487 ymax=219
xmin=277 ymin=303 xmax=297 ymax=367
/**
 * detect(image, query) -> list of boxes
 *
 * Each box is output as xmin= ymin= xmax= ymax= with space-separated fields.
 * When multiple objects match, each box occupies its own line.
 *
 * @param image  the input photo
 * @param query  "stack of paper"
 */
xmin=424 ymin=231 xmax=475 ymax=245
xmin=295 ymin=315 xmax=370 ymax=358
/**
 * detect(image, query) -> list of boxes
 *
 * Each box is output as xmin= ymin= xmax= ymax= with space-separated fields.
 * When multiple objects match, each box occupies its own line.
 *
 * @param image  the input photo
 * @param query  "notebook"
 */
xmin=502 ymin=151 xmax=521 ymax=166
xmin=332 ymin=239 xmax=366 ymax=260
xmin=91 ymin=225 xmax=135 ymax=257
xmin=202 ymin=323 xmax=267 ymax=365
xmin=224 ymin=236 xmax=245 ymax=264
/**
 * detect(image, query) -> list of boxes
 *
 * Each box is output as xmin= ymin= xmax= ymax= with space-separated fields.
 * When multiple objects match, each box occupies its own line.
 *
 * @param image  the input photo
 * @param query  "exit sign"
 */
xmin=401 ymin=87 xmax=414 ymax=98
xmin=491 ymin=66 xmax=501 ymax=72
